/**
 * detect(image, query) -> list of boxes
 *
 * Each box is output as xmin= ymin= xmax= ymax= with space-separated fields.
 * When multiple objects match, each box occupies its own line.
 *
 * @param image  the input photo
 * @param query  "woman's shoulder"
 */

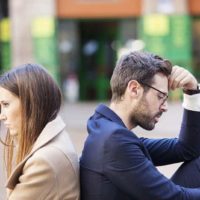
xmin=34 ymin=127 xmax=78 ymax=162
xmin=26 ymin=142 xmax=79 ymax=176
xmin=8 ymin=138 xmax=80 ymax=200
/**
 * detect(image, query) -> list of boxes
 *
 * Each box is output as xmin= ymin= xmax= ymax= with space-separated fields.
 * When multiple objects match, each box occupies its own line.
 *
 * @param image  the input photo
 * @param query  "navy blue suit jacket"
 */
xmin=80 ymin=104 xmax=200 ymax=200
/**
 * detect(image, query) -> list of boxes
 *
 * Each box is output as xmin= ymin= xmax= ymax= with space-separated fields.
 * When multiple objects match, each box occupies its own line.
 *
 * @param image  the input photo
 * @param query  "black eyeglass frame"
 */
xmin=139 ymin=82 xmax=168 ymax=104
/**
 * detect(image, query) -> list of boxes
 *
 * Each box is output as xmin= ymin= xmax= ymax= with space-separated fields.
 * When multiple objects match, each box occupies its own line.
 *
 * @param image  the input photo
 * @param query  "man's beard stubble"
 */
xmin=129 ymin=96 xmax=162 ymax=131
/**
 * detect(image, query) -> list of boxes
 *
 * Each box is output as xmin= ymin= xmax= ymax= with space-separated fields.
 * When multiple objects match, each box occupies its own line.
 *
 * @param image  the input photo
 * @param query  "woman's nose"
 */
xmin=0 ymin=113 xmax=7 ymax=120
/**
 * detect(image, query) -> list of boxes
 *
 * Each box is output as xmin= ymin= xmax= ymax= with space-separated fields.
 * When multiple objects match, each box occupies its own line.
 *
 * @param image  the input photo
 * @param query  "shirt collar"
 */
xmin=95 ymin=104 xmax=126 ymax=127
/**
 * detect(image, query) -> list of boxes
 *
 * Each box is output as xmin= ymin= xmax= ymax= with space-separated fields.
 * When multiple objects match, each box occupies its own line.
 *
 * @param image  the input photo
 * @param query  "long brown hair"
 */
xmin=0 ymin=63 xmax=62 ymax=176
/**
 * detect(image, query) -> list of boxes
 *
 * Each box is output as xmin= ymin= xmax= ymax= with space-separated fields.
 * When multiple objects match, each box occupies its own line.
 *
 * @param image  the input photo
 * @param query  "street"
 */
xmin=0 ymin=101 xmax=183 ymax=199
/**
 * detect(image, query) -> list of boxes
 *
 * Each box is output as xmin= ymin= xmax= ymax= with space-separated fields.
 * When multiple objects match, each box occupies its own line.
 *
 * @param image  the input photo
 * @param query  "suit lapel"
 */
xmin=96 ymin=104 xmax=126 ymax=127
xmin=96 ymin=104 xmax=153 ymax=161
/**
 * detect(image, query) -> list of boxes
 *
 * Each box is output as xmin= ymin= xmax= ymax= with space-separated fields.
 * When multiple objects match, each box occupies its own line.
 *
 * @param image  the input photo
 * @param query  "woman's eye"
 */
xmin=2 ymin=102 xmax=9 ymax=107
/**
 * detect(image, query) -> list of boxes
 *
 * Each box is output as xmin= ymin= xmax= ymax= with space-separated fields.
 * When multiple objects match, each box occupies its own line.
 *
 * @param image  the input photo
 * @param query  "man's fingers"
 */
xmin=169 ymin=65 xmax=197 ymax=90
xmin=169 ymin=69 xmax=188 ymax=90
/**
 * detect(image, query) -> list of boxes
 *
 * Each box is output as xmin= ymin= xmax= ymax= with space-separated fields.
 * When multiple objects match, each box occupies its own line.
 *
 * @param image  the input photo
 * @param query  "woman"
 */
xmin=0 ymin=63 xmax=80 ymax=199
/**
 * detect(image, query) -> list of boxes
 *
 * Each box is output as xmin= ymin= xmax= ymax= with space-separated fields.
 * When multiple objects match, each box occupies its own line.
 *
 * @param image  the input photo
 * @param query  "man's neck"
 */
xmin=109 ymin=101 xmax=135 ymax=130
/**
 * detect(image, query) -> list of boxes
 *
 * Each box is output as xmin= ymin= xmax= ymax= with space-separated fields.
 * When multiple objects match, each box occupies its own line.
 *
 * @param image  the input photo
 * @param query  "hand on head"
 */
xmin=169 ymin=65 xmax=198 ymax=91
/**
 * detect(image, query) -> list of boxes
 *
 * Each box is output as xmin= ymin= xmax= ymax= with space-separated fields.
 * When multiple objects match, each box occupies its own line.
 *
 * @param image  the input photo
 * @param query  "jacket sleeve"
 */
xmin=140 ymin=109 xmax=200 ymax=166
xmin=104 ymin=129 xmax=200 ymax=200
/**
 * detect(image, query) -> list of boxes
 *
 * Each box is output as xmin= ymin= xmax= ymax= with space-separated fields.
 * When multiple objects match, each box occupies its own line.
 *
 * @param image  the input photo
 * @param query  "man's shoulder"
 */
xmin=87 ymin=115 xmax=139 ymax=150
xmin=88 ymin=113 xmax=127 ymax=137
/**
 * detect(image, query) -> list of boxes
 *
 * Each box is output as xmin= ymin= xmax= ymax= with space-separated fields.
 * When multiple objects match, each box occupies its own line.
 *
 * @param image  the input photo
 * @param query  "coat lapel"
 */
xmin=6 ymin=116 xmax=65 ymax=189
xmin=96 ymin=104 xmax=126 ymax=127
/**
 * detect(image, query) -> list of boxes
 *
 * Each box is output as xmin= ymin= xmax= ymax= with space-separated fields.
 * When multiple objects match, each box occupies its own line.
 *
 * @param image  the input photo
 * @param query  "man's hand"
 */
xmin=169 ymin=65 xmax=198 ymax=91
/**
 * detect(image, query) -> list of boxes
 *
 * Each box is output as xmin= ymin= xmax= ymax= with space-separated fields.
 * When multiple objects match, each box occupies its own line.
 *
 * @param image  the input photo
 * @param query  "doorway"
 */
xmin=79 ymin=20 xmax=118 ymax=100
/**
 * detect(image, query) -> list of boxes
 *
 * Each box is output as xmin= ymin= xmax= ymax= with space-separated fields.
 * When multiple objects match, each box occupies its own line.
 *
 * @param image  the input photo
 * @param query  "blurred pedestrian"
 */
xmin=0 ymin=63 xmax=80 ymax=200
xmin=80 ymin=51 xmax=200 ymax=199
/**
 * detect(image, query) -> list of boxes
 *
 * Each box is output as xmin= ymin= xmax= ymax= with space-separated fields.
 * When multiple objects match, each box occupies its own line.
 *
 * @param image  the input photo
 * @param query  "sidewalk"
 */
xmin=0 ymin=101 xmax=183 ymax=199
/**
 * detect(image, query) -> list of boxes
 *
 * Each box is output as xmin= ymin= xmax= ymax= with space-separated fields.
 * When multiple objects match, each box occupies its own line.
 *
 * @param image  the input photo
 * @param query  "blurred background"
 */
xmin=1 ymin=0 xmax=200 ymax=102
xmin=1 ymin=0 xmax=200 ymax=199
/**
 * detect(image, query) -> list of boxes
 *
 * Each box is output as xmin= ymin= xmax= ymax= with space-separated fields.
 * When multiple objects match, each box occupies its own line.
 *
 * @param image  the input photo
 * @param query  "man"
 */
xmin=80 ymin=51 xmax=200 ymax=199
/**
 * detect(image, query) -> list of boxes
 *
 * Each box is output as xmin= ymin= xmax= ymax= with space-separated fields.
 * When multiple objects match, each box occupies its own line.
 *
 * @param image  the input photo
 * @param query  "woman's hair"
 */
xmin=0 ymin=63 xmax=62 ymax=176
xmin=110 ymin=51 xmax=172 ymax=102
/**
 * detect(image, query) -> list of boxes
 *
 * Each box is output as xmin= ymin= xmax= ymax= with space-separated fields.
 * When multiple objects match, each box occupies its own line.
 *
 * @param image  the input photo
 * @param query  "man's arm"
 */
xmin=141 ymin=66 xmax=200 ymax=165
xmin=140 ymin=108 xmax=200 ymax=166
xmin=171 ymin=66 xmax=200 ymax=159
xmin=104 ymin=129 xmax=200 ymax=200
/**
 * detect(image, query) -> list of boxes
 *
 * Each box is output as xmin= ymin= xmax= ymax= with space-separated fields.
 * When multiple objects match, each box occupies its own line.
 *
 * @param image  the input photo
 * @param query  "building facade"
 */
xmin=1 ymin=0 xmax=200 ymax=100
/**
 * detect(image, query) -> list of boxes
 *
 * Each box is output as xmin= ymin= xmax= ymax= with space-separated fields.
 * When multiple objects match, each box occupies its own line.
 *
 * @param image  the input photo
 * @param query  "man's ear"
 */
xmin=127 ymin=80 xmax=142 ymax=97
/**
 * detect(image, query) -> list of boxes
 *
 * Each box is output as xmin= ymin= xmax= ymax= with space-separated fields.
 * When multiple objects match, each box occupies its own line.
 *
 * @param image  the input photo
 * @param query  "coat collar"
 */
xmin=31 ymin=115 xmax=65 ymax=152
xmin=96 ymin=104 xmax=152 ymax=161
xmin=6 ymin=115 xmax=65 ymax=189
xmin=95 ymin=104 xmax=126 ymax=128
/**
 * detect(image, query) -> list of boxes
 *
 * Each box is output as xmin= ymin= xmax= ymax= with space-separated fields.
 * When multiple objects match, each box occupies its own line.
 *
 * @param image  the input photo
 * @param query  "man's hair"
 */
xmin=110 ymin=51 xmax=172 ymax=102
xmin=0 ymin=63 xmax=62 ymax=176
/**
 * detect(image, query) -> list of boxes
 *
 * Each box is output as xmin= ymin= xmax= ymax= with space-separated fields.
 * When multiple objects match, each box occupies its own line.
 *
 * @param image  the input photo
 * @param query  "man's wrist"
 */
xmin=183 ymin=84 xmax=200 ymax=95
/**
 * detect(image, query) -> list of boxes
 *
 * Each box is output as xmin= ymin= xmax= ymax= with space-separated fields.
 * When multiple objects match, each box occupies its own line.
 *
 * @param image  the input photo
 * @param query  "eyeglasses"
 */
xmin=140 ymin=82 xmax=168 ymax=105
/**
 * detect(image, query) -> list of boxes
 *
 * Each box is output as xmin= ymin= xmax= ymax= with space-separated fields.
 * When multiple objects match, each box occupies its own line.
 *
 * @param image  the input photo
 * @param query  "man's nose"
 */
xmin=160 ymin=100 xmax=168 ymax=112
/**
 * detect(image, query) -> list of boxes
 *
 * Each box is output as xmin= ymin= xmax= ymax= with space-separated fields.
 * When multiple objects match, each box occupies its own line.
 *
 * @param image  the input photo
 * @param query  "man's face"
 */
xmin=130 ymin=73 xmax=168 ymax=130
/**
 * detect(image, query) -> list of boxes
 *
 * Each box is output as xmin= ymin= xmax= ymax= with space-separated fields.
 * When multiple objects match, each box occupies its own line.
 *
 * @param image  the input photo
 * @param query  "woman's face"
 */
xmin=0 ymin=87 xmax=21 ymax=136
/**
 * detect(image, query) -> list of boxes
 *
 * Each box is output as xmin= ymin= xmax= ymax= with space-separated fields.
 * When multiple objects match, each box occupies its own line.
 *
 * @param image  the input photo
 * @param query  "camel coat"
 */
xmin=6 ymin=116 xmax=80 ymax=200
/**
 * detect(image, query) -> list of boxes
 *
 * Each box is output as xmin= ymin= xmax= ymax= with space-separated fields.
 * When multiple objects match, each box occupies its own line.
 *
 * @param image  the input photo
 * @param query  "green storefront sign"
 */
xmin=139 ymin=14 xmax=192 ymax=100
xmin=139 ymin=14 xmax=192 ymax=70
xmin=170 ymin=15 xmax=192 ymax=66
xmin=0 ymin=18 xmax=11 ymax=72
xmin=31 ymin=16 xmax=59 ymax=83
